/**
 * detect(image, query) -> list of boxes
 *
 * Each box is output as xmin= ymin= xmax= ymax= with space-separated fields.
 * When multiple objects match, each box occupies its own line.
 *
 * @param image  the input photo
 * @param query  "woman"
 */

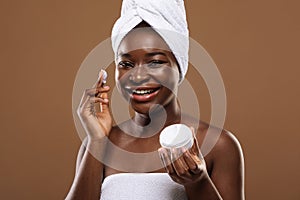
xmin=66 ymin=0 xmax=244 ymax=199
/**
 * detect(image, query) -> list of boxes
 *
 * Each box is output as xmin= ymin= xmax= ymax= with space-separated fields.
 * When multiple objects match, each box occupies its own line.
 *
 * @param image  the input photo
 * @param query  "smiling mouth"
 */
xmin=132 ymin=88 xmax=160 ymax=95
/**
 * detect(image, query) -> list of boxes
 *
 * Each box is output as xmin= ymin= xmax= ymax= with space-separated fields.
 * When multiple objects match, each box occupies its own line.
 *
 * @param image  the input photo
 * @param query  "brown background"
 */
xmin=1 ymin=0 xmax=299 ymax=199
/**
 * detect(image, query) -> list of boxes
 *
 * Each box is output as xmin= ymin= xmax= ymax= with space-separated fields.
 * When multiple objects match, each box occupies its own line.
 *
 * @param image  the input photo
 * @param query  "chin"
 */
xmin=131 ymin=102 xmax=155 ymax=115
xmin=131 ymin=100 xmax=170 ymax=117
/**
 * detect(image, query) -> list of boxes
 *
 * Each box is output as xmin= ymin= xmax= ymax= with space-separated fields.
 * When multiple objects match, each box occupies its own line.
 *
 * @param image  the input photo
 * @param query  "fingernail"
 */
xmin=159 ymin=148 xmax=166 ymax=155
xmin=171 ymin=148 xmax=177 ymax=153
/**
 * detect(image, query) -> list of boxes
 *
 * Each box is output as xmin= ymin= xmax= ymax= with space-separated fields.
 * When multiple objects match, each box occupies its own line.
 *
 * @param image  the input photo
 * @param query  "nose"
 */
xmin=129 ymin=64 xmax=150 ymax=85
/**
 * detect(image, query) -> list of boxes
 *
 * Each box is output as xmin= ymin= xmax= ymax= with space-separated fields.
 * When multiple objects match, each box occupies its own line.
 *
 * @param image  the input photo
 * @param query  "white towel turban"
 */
xmin=111 ymin=0 xmax=189 ymax=83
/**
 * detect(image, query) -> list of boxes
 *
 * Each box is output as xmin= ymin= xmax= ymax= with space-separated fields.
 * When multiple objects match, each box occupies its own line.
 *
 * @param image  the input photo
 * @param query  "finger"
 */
xmin=88 ymin=97 xmax=109 ymax=104
xmin=78 ymin=87 xmax=108 ymax=109
xmin=92 ymin=97 xmax=109 ymax=114
xmin=171 ymin=148 xmax=191 ymax=179
xmin=158 ymin=148 xmax=167 ymax=167
xmin=93 ymin=85 xmax=110 ymax=113
xmin=78 ymin=89 xmax=93 ymax=109
xmin=190 ymin=127 xmax=202 ymax=159
xmin=158 ymin=148 xmax=175 ymax=174
xmin=182 ymin=148 xmax=197 ymax=169
xmin=98 ymin=92 xmax=110 ymax=112
xmin=92 ymin=69 xmax=106 ymax=89
xmin=92 ymin=70 xmax=103 ymax=88
xmin=82 ymin=96 xmax=107 ymax=108
xmin=187 ymin=131 xmax=205 ymax=165
xmin=95 ymin=86 xmax=110 ymax=99
xmin=78 ymin=93 xmax=89 ymax=109
xmin=183 ymin=148 xmax=202 ymax=174
xmin=81 ymin=97 xmax=109 ymax=112
xmin=77 ymin=96 xmax=107 ymax=116
xmin=97 ymin=85 xmax=110 ymax=93
xmin=89 ymin=87 xmax=111 ymax=97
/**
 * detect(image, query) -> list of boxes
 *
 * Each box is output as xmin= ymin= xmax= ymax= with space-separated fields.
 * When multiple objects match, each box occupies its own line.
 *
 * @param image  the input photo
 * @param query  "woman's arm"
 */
xmin=159 ymin=129 xmax=244 ymax=200
xmin=66 ymin=70 xmax=112 ymax=200
xmin=65 ymin=140 xmax=107 ymax=200
xmin=184 ymin=176 xmax=222 ymax=200
xmin=186 ymin=130 xmax=244 ymax=200
xmin=208 ymin=130 xmax=245 ymax=200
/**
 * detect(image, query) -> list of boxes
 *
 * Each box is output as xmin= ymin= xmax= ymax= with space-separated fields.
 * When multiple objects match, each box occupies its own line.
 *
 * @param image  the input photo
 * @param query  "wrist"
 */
xmin=184 ymin=174 xmax=222 ymax=200
xmin=87 ymin=135 xmax=107 ymax=143
xmin=184 ymin=173 xmax=209 ymax=190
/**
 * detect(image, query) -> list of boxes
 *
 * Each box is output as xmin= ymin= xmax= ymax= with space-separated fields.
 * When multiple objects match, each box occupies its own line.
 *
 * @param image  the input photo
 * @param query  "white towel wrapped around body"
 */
xmin=100 ymin=173 xmax=188 ymax=200
xmin=111 ymin=0 xmax=189 ymax=83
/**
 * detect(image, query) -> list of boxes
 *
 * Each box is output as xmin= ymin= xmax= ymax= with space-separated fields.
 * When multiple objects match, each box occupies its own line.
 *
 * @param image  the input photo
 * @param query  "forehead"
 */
xmin=117 ymin=27 xmax=172 ymax=55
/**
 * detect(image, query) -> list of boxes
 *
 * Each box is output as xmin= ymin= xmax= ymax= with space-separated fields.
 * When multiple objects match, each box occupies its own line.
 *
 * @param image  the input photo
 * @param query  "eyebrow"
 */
xmin=118 ymin=51 xmax=167 ymax=58
xmin=145 ymin=51 xmax=167 ymax=57
xmin=118 ymin=53 xmax=131 ymax=58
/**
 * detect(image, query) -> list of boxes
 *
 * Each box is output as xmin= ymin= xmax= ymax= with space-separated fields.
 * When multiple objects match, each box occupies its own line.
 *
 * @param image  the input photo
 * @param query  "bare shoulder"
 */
xmin=210 ymin=128 xmax=244 ymax=161
xmin=196 ymin=120 xmax=244 ymax=163
xmin=195 ymin=122 xmax=245 ymax=199
xmin=182 ymin=113 xmax=243 ymax=159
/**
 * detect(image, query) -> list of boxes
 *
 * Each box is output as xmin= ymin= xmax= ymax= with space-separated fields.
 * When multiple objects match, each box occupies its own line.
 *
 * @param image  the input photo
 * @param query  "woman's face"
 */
xmin=115 ymin=27 xmax=180 ymax=114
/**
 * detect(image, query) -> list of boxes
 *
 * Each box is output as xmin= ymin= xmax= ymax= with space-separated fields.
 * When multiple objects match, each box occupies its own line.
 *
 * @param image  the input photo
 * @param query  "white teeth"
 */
xmin=133 ymin=89 xmax=154 ymax=95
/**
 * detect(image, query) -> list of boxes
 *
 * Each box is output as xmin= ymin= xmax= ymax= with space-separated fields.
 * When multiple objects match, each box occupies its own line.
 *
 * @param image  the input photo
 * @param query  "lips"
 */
xmin=126 ymin=86 xmax=161 ymax=102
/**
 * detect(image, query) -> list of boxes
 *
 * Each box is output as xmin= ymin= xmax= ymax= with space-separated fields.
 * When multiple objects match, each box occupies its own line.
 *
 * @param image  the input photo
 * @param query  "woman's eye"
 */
xmin=118 ymin=61 xmax=134 ymax=69
xmin=148 ymin=60 xmax=167 ymax=67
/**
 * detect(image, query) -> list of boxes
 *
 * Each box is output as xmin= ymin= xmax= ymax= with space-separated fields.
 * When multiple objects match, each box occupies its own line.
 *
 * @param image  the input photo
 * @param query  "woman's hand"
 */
xmin=158 ymin=127 xmax=208 ymax=186
xmin=77 ymin=70 xmax=112 ymax=141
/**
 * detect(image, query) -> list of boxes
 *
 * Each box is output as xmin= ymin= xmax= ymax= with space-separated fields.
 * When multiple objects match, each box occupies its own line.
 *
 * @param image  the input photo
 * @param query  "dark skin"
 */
xmin=66 ymin=25 xmax=245 ymax=200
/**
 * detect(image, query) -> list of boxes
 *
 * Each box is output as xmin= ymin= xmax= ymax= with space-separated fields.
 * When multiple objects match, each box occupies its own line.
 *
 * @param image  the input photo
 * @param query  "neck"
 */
xmin=133 ymin=99 xmax=181 ymax=129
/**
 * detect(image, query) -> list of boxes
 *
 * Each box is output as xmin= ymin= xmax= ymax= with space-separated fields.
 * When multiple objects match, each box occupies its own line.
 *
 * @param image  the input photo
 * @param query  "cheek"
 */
xmin=115 ymin=68 xmax=121 ymax=90
xmin=154 ymin=66 xmax=179 ymax=91
xmin=114 ymin=67 xmax=122 ymax=82
xmin=115 ymin=68 xmax=131 ymax=100
xmin=115 ymin=67 xmax=126 ymax=86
